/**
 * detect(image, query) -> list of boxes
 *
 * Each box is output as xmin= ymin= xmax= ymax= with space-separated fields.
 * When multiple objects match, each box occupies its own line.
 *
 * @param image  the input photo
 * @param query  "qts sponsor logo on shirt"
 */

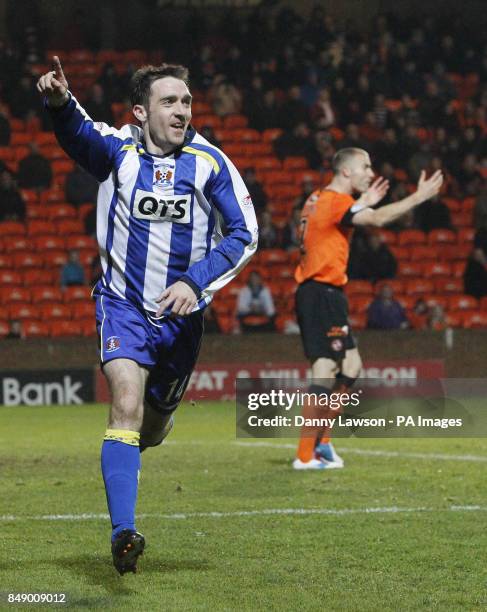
xmin=133 ymin=189 xmax=191 ymax=223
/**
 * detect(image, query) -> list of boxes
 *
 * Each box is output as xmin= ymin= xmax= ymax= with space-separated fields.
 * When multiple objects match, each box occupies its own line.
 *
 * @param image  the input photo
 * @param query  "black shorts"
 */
xmin=295 ymin=280 xmax=356 ymax=362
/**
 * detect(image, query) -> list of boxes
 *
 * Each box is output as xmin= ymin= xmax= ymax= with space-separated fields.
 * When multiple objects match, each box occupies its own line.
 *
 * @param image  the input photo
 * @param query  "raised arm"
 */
xmin=351 ymin=170 xmax=444 ymax=227
xmin=36 ymin=56 xmax=122 ymax=182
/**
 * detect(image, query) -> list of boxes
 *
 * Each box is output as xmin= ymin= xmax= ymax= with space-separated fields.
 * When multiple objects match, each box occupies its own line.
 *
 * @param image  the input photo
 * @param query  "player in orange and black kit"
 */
xmin=293 ymin=147 xmax=444 ymax=469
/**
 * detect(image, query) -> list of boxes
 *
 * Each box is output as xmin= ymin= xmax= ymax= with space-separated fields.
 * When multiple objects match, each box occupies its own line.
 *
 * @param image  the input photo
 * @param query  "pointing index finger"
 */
xmin=52 ymin=55 xmax=65 ymax=78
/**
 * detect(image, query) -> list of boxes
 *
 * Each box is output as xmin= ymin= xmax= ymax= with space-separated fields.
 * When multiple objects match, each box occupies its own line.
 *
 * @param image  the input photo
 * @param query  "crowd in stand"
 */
xmin=0 ymin=5 xmax=486 ymax=335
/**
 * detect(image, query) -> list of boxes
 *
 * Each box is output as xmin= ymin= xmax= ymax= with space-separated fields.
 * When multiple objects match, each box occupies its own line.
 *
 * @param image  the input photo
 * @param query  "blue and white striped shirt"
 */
xmin=49 ymin=95 xmax=258 ymax=313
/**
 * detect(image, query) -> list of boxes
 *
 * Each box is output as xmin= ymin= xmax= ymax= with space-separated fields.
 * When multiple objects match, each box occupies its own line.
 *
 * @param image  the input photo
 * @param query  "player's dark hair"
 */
xmin=130 ymin=64 xmax=190 ymax=107
xmin=332 ymin=148 xmax=367 ymax=174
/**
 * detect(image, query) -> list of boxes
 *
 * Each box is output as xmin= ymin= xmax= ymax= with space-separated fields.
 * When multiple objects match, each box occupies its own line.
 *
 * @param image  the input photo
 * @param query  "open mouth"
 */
xmin=171 ymin=122 xmax=185 ymax=132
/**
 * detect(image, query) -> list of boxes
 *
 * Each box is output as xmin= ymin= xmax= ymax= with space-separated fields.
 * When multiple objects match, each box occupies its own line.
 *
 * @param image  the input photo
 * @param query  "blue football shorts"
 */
xmin=94 ymin=286 xmax=203 ymax=415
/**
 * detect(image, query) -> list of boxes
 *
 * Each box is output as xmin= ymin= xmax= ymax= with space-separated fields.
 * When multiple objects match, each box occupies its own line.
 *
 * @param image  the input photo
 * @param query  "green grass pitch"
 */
xmin=1 ymin=402 xmax=487 ymax=610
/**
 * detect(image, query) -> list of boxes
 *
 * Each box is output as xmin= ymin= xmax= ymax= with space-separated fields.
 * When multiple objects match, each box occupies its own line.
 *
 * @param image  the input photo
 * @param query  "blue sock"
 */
xmin=101 ymin=429 xmax=140 ymax=541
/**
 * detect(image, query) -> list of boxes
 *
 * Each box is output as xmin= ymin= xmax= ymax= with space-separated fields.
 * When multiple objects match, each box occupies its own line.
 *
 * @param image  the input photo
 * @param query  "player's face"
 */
xmin=348 ymin=153 xmax=375 ymax=193
xmin=145 ymin=77 xmax=192 ymax=152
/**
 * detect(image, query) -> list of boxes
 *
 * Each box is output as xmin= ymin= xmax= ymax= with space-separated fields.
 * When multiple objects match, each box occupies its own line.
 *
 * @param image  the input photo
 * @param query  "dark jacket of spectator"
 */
xmin=243 ymin=168 xmax=267 ymax=212
xmin=367 ymin=285 xmax=408 ymax=330
xmin=65 ymin=164 xmax=98 ymax=206
xmin=350 ymin=234 xmax=397 ymax=282
xmin=17 ymin=143 xmax=52 ymax=191
xmin=0 ymin=171 xmax=25 ymax=221
xmin=414 ymin=196 xmax=452 ymax=233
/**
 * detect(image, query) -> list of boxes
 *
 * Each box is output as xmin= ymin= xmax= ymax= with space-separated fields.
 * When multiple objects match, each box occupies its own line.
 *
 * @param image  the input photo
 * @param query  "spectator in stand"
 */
xmin=7 ymin=73 xmax=38 ymax=119
xmin=97 ymin=63 xmax=124 ymax=103
xmin=427 ymin=304 xmax=448 ymax=331
xmin=83 ymin=83 xmax=114 ymax=125
xmin=258 ymin=209 xmax=279 ymax=249
xmin=350 ymin=232 xmax=397 ymax=282
xmin=409 ymin=298 xmax=429 ymax=330
xmin=310 ymin=88 xmax=335 ymax=127
xmin=65 ymin=164 xmax=98 ymax=207
xmin=273 ymin=122 xmax=321 ymax=169
xmin=209 ymin=74 xmax=242 ymax=117
xmin=294 ymin=175 xmax=317 ymax=209
xmin=242 ymin=167 xmax=267 ymax=213
xmin=236 ymin=271 xmax=276 ymax=332
xmin=60 ymin=249 xmax=85 ymax=288
xmin=367 ymin=284 xmax=408 ymax=330
xmin=245 ymin=88 xmax=281 ymax=132
xmin=0 ymin=109 xmax=10 ymax=145
xmin=17 ymin=143 xmax=52 ymax=192
xmin=457 ymin=154 xmax=483 ymax=196
xmin=464 ymin=228 xmax=487 ymax=298
xmin=199 ymin=125 xmax=221 ymax=148
xmin=0 ymin=170 xmax=25 ymax=222
xmin=340 ymin=124 xmax=368 ymax=150
xmin=415 ymin=192 xmax=452 ymax=233
xmin=281 ymin=206 xmax=301 ymax=251
xmin=473 ymin=189 xmax=487 ymax=230
xmin=278 ymin=85 xmax=308 ymax=130
xmin=5 ymin=319 xmax=22 ymax=339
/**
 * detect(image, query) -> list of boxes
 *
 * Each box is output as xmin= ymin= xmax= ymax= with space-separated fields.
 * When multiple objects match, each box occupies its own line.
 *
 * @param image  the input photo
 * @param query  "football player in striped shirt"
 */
xmin=37 ymin=57 xmax=258 ymax=573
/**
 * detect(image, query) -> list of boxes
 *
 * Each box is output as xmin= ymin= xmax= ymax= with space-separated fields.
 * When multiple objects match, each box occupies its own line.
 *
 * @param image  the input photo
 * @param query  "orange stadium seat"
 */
xmin=0 ymin=147 xmax=15 ymax=162
xmin=257 ymin=249 xmax=288 ymax=265
xmin=423 ymin=262 xmax=452 ymax=277
xmin=52 ymin=159 xmax=75 ymax=175
xmin=46 ymin=204 xmax=77 ymax=221
xmin=262 ymin=170 xmax=295 ymax=185
xmin=0 ymin=270 xmax=22 ymax=286
xmin=398 ymin=230 xmax=427 ymax=246
xmin=397 ymin=262 xmax=423 ymax=276
xmin=11 ymin=133 xmax=31 ymax=146
xmin=63 ymin=286 xmax=92 ymax=303
xmin=80 ymin=318 xmax=96 ymax=336
xmin=78 ymin=203 xmax=95 ymax=222
xmin=233 ymin=128 xmax=260 ymax=142
xmin=223 ymin=115 xmax=248 ymax=129
xmin=0 ymin=221 xmax=26 ymax=236
xmin=26 ymin=205 xmax=46 ymax=220
xmin=389 ymin=246 xmax=410 ymax=260
xmin=424 ymin=295 xmax=449 ymax=309
xmin=3 ymin=236 xmax=30 ymax=253
xmin=448 ymin=294 xmax=478 ymax=311
xmin=23 ymin=320 xmax=49 ymax=337
xmin=253 ymin=157 xmax=282 ymax=171
xmin=40 ymin=303 xmax=71 ymax=320
xmin=262 ymin=128 xmax=283 ymax=142
xmin=31 ymin=286 xmax=63 ymax=303
xmin=376 ymin=229 xmax=397 ymax=245
xmin=445 ymin=312 xmax=462 ymax=327
xmin=49 ymin=320 xmax=82 ymax=337
xmin=439 ymin=243 xmax=471 ymax=260
xmin=462 ymin=196 xmax=476 ymax=211
xmin=34 ymin=235 xmax=66 ymax=251
xmin=1 ymin=286 xmax=31 ymax=304
xmin=28 ymin=220 xmax=54 ymax=236
xmin=452 ymin=261 xmax=466 ymax=277
xmin=14 ymin=145 xmax=30 ymax=161
xmin=55 ymin=219 xmax=84 ymax=235
xmin=194 ymin=115 xmax=221 ymax=129
xmin=9 ymin=303 xmax=38 ymax=321
xmin=0 ymin=254 xmax=12 ymax=268
xmin=443 ymin=197 xmax=461 ymax=212
xmin=428 ymin=229 xmax=456 ymax=244
xmin=23 ymin=269 xmax=55 ymax=286
xmin=13 ymin=252 xmax=44 ymax=269
xmin=435 ymin=278 xmax=463 ymax=293
xmin=451 ymin=211 xmax=472 ymax=227
xmin=461 ymin=311 xmax=487 ymax=329
xmin=409 ymin=245 xmax=438 ymax=261
xmin=458 ymin=227 xmax=475 ymax=243
xmin=346 ymin=280 xmax=374 ymax=296
xmin=405 ymin=279 xmax=434 ymax=295
xmin=283 ymin=157 xmax=308 ymax=170
xmin=35 ymin=132 xmax=57 ymax=146
xmin=69 ymin=234 xmax=97 ymax=250
xmin=348 ymin=296 xmax=372 ymax=314
xmin=20 ymin=190 xmax=40 ymax=205
xmin=396 ymin=294 xmax=416 ymax=310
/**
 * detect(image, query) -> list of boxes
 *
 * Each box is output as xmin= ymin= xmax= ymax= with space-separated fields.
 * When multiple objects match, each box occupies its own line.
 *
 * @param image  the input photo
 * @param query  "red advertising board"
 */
xmin=95 ymin=360 xmax=445 ymax=402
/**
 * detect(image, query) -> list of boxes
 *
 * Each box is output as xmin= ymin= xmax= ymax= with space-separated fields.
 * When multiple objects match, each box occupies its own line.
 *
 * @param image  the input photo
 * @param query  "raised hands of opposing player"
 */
xmin=360 ymin=177 xmax=390 ymax=208
xmin=36 ymin=56 xmax=69 ymax=108
xmin=415 ymin=170 xmax=444 ymax=203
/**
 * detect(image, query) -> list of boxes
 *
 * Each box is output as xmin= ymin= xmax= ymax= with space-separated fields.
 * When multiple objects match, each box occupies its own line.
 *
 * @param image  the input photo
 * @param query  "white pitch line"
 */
xmin=1 ymin=505 xmax=487 ymax=523
xmin=234 ymin=441 xmax=487 ymax=463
